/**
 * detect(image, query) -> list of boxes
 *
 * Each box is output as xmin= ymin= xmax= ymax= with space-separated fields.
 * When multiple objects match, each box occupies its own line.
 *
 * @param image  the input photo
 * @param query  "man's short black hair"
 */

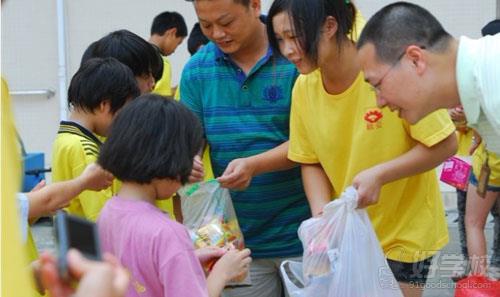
xmin=98 ymin=94 xmax=203 ymax=184
xmin=150 ymin=11 xmax=188 ymax=37
xmin=187 ymin=23 xmax=209 ymax=55
xmin=266 ymin=0 xmax=356 ymax=62
xmin=357 ymin=2 xmax=452 ymax=64
xmin=68 ymin=57 xmax=140 ymax=114
xmin=81 ymin=30 xmax=163 ymax=82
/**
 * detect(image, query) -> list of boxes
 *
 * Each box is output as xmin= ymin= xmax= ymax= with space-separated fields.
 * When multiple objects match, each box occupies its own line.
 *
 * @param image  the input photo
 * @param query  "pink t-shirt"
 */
xmin=98 ymin=197 xmax=208 ymax=297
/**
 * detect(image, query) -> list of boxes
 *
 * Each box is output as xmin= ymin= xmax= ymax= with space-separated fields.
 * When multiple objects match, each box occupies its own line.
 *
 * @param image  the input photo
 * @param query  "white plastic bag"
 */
xmin=282 ymin=187 xmax=403 ymax=297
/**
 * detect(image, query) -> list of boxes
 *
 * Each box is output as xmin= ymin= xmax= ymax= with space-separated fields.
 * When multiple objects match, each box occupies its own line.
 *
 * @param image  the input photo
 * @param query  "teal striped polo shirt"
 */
xmin=180 ymin=42 xmax=310 ymax=258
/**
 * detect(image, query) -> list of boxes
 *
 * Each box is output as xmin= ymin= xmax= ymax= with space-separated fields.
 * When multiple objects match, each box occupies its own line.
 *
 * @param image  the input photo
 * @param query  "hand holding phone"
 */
xmin=54 ymin=211 xmax=102 ymax=281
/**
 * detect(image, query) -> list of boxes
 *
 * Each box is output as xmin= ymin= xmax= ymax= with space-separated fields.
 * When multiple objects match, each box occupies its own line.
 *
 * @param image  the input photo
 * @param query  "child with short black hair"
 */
xmin=149 ymin=11 xmax=188 ymax=96
xmin=97 ymin=94 xmax=251 ymax=297
xmin=51 ymin=57 xmax=140 ymax=221
xmin=82 ymin=29 xmax=163 ymax=94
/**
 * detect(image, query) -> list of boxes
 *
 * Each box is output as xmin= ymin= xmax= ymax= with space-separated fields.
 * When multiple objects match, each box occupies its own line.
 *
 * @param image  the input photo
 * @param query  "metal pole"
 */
xmin=56 ymin=0 xmax=68 ymax=121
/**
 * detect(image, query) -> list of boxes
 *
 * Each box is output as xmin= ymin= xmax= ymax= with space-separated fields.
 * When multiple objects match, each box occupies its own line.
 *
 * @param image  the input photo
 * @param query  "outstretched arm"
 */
xmin=27 ymin=164 xmax=113 ymax=223
xmin=353 ymin=132 xmax=457 ymax=208
xmin=217 ymin=141 xmax=298 ymax=190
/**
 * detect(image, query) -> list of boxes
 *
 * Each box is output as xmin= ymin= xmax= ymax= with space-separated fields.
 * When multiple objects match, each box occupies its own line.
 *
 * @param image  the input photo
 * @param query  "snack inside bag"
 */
xmin=179 ymin=179 xmax=250 ymax=285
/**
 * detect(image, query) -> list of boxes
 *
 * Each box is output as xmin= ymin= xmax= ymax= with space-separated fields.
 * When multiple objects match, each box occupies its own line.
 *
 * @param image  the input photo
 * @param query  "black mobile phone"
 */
xmin=54 ymin=210 xmax=102 ymax=280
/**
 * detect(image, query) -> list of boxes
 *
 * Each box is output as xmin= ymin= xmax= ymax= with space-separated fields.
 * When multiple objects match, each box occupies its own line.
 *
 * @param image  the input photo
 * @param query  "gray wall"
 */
xmin=1 ymin=0 xmax=496 ymax=178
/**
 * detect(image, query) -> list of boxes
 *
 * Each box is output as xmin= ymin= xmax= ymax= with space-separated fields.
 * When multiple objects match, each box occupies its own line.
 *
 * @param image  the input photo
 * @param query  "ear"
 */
xmin=249 ymin=0 xmax=261 ymax=17
xmin=99 ymin=100 xmax=112 ymax=114
xmin=166 ymin=27 xmax=177 ymax=38
xmin=405 ymin=45 xmax=427 ymax=75
xmin=323 ymin=16 xmax=338 ymax=39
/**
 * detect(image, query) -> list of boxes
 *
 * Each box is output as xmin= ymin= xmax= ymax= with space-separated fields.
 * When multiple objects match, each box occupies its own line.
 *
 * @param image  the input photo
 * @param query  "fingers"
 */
xmin=102 ymin=252 xmax=121 ymax=268
xmin=103 ymin=170 xmax=114 ymax=186
xmin=189 ymin=156 xmax=204 ymax=183
xmin=112 ymin=266 xmax=130 ymax=297
xmin=39 ymin=255 xmax=68 ymax=297
xmin=195 ymin=247 xmax=225 ymax=264
xmin=31 ymin=180 xmax=46 ymax=192
xmin=237 ymin=248 xmax=251 ymax=258
xmin=67 ymin=249 xmax=96 ymax=279
xmin=217 ymin=167 xmax=247 ymax=189
xmin=216 ymin=172 xmax=239 ymax=187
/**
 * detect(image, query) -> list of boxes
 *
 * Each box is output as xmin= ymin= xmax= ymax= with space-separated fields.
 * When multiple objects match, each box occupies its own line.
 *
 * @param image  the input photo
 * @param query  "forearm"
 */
xmin=301 ymin=164 xmax=333 ymax=216
xmin=247 ymin=141 xmax=297 ymax=175
xmin=206 ymin=273 xmax=226 ymax=297
xmin=373 ymin=133 xmax=457 ymax=185
xmin=28 ymin=178 xmax=85 ymax=221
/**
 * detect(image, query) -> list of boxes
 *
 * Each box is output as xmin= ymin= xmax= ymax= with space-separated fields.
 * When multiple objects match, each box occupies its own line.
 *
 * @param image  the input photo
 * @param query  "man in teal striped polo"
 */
xmin=180 ymin=0 xmax=310 ymax=296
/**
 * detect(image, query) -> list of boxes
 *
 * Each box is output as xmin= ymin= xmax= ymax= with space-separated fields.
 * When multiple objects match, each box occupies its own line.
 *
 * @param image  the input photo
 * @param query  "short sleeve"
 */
xmin=408 ymin=109 xmax=455 ymax=147
xmin=180 ymin=61 xmax=204 ymax=126
xmin=288 ymin=77 xmax=318 ymax=164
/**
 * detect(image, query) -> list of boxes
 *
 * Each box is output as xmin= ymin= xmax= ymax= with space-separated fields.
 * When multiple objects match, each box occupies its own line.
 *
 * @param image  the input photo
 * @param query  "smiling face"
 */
xmin=357 ymin=42 xmax=436 ymax=124
xmin=271 ymin=11 xmax=317 ymax=74
xmin=195 ymin=0 xmax=261 ymax=55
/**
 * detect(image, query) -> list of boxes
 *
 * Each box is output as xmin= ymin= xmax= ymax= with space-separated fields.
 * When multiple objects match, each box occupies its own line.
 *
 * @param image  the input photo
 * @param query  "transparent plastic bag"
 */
xmin=178 ymin=179 xmax=250 ymax=286
xmin=284 ymin=187 xmax=403 ymax=297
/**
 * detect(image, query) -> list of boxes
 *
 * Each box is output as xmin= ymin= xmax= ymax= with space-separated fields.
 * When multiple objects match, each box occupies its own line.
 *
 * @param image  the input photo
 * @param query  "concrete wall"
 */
xmin=1 ymin=0 xmax=496 ymax=178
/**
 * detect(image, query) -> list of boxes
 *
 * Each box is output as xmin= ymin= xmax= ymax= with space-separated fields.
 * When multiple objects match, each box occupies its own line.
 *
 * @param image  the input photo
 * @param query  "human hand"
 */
xmin=188 ymin=155 xmax=204 ymax=183
xmin=211 ymin=247 xmax=251 ymax=283
xmin=448 ymin=106 xmax=466 ymax=123
xmin=30 ymin=180 xmax=46 ymax=192
xmin=352 ymin=167 xmax=383 ymax=209
xmin=39 ymin=249 xmax=129 ymax=297
xmin=194 ymin=246 xmax=225 ymax=267
xmin=79 ymin=163 xmax=114 ymax=191
xmin=217 ymin=158 xmax=255 ymax=190
xmin=469 ymin=130 xmax=482 ymax=155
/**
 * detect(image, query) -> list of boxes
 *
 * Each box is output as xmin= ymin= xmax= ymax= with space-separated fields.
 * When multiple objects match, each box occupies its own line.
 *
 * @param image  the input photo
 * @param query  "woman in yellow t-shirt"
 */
xmin=267 ymin=0 xmax=457 ymax=296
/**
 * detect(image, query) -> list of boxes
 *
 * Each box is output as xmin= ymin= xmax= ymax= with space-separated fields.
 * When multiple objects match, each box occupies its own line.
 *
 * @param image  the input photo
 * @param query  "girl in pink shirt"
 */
xmin=97 ymin=94 xmax=251 ymax=297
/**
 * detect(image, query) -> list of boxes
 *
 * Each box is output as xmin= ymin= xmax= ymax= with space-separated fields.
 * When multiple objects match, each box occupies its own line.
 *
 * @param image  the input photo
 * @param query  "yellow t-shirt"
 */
xmin=289 ymin=70 xmax=454 ymax=262
xmin=52 ymin=121 xmax=118 ymax=221
xmin=153 ymin=56 xmax=173 ymax=96
xmin=1 ymin=77 xmax=35 ymax=297
xmin=472 ymin=142 xmax=500 ymax=187
xmin=456 ymin=129 xmax=474 ymax=157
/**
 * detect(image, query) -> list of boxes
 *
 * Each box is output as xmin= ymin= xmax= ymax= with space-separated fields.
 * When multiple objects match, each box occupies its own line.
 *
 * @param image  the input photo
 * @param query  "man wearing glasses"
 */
xmin=357 ymin=2 xmax=500 ymax=280
xmin=357 ymin=3 xmax=500 ymax=156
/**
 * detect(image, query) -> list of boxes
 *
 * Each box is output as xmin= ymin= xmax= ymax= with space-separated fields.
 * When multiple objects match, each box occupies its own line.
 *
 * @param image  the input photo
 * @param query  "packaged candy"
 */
xmin=440 ymin=156 xmax=471 ymax=191
xmin=179 ymin=180 xmax=250 ymax=286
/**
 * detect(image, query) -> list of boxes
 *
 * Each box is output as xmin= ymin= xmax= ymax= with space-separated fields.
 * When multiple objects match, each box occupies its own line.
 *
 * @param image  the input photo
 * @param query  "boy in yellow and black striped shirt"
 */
xmin=52 ymin=57 xmax=140 ymax=221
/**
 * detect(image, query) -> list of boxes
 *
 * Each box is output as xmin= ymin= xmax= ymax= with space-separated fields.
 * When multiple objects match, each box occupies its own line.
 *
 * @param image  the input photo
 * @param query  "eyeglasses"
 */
xmin=370 ymin=50 xmax=406 ymax=94
xmin=370 ymin=46 xmax=426 ymax=94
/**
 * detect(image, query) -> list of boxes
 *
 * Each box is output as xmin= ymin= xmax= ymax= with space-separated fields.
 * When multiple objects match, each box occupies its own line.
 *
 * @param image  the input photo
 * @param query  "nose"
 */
xmin=283 ymin=41 xmax=295 ymax=60
xmin=212 ymin=25 xmax=225 ymax=40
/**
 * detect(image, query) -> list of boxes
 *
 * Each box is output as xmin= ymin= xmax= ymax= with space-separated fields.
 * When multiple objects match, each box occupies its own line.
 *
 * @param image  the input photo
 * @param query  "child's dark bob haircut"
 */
xmin=98 ymin=94 xmax=203 ymax=184
xmin=81 ymin=30 xmax=164 ymax=82
xmin=68 ymin=57 xmax=140 ymax=114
